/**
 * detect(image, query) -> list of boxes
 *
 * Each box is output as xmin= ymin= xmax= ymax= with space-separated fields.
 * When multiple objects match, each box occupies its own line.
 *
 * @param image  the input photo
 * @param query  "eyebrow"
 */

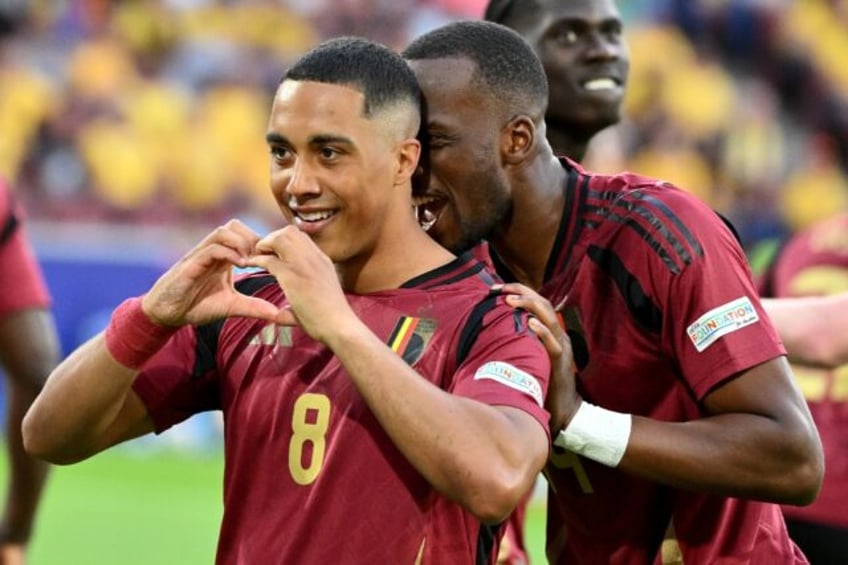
xmin=265 ymin=132 xmax=355 ymax=147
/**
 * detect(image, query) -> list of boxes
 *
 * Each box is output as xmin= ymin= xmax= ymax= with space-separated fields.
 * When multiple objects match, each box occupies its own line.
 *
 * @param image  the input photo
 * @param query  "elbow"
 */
xmin=463 ymin=466 xmax=537 ymax=525
xmin=468 ymin=479 xmax=529 ymax=525
xmin=774 ymin=424 xmax=825 ymax=506
xmin=22 ymin=409 xmax=87 ymax=465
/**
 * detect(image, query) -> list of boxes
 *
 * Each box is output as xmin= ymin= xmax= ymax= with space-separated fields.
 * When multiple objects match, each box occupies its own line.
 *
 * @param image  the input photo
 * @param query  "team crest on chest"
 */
xmin=387 ymin=317 xmax=437 ymax=365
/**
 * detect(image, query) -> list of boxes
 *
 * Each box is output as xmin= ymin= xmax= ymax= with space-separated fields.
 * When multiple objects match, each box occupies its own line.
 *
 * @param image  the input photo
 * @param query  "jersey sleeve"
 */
xmin=132 ymin=322 xmax=221 ymax=433
xmin=0 ymin=183 xmax=51 ymax=314
xmin=659 ymin=195 xmax=785 ymax=399
xmin=449 ymin=299 xmax=551 ymax=438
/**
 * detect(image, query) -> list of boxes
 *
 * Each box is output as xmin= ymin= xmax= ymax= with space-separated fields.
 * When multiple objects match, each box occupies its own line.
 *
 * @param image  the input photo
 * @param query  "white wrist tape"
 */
xmin=554 ymin=401 xmax=632 ymax=467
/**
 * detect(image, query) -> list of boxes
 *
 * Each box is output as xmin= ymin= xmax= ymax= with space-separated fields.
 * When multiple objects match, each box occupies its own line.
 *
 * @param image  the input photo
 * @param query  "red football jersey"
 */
xmin=133 ymin=254 xmax=551 ymax=564
xmin=0 ymin=179 xmax=50 ymax=314
xmin=769 ymin=212 xmax=848 ymax=529
xmin=502 ymin=159 xmax=801 ymax=564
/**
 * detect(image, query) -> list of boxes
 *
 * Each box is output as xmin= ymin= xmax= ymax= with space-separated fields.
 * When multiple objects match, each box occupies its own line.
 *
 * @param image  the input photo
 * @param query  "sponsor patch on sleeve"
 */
xmin=474 ymin=361 xmax=544 ymax=407
xmin=686 ymin=296 xmax=759 ymax=352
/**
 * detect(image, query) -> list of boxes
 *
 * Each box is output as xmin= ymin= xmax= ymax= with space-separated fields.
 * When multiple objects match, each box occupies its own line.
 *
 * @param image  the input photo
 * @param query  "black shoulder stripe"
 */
xmin=714 ymin=210 xmax=742 ymax=245
xmin=602 ymin=211 xmax=683 ymax=274
xmin=423 ymin=260 xmax=486 ymax=289
xmin=192 ymin=319 xmax=225 ymax=380
xmin=476 ymin=522 xmax=500 ymax=565
xmin=192 ymin=274 xmax=277 ymax=379
xmin=455 ymin=294 xmax=499 ymax=367
xmin=632 ymin=192 xmax=704 ymax=258
xmin=0 ymin=212 xmax=19 ymax=245
xmin=587 ymin=244 xmax=663 ymax=334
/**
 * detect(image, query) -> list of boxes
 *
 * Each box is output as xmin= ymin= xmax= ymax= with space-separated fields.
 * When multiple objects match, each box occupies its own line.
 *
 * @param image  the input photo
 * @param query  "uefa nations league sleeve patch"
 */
xmin=686 ymin=296 xmax=759 ymax=352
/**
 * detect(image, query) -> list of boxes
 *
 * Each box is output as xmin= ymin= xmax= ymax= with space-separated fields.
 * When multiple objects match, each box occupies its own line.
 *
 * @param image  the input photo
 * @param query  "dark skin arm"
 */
xmin=0 ymin=308 xmax=61 ymax=564
xmin=501 ymin=282 xmax=824 ymax=505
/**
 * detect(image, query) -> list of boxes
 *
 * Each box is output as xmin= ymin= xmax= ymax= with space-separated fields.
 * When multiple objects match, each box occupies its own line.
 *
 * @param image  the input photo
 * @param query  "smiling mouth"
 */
xmin=581 ymin=77 xmax=621 ymax=91
xmin=295 ymin=209 xmax=337 ymax=223
xmin=412 ymin=194 xmax=447 ymax=232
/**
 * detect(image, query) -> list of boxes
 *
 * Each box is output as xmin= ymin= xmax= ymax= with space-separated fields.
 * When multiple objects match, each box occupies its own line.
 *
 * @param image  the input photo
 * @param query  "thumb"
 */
xmin=228 ymin=295 xmax=286 ymax=322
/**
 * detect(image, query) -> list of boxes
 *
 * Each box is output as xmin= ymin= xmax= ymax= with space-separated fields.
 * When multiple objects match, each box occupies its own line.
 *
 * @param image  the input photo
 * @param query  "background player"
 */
xmin=0 ymin=179 xmax=61 ymax=565
xmin=404 ymin=19 xmax=822 ymax=564
xmin=759 ymin=211 xmax=848 ymax=563
xmin=481 ymin=2 xmax=847 ymax=562
xmin=22 ymin=37 xmax=551 ymax=563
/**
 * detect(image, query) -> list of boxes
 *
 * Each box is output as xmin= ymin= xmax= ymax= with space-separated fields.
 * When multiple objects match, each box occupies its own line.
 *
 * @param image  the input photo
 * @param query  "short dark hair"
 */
xmin=483 ymin=0 xmax=544 ymax=27
xmin=284 ymin=36 xmax=421 ymax=117
xmin=402 ymin=20 xmax=547 ymax=113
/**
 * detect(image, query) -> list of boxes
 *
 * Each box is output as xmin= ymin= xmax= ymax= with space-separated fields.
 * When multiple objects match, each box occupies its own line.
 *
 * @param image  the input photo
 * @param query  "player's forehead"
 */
xmin=535 ymin=0 xmax=621 ymax=27
xmin=268 ymin=80 xmax=371 ymax=140
xmin=409 ymin=58 xmax=483 ymax=117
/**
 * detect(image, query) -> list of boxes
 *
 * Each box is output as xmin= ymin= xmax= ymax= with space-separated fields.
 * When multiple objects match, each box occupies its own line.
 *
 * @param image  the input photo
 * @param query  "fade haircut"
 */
xmin=284 ymin=36 xmax=421 ymax=118
xmin=484 ymin=0 xmax=545 ymax=27
xmin=402 ymin=20 xmax=547 ymax=115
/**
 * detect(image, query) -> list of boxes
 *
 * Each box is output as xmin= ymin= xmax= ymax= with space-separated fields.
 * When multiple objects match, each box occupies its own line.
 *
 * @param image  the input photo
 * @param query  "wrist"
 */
xmin=105 ymin=296 xmax=179 ymax=370
xmin=553 ymin=401 xmax=632 ymax=467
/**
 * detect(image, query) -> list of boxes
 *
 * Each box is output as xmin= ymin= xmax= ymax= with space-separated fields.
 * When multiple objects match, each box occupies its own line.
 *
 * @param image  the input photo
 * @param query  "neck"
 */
xmin=336 ymin=216 xmax=455 ymax=293
xmin=488 ymin=152 xmax=567 ymax=290
xmin=545 ymin=124 xmax=590 ymax=162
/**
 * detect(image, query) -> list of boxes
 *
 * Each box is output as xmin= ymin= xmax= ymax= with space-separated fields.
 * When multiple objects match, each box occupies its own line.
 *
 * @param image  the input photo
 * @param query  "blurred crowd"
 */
xmin=1 ymin=0 xmax=847 ymax=255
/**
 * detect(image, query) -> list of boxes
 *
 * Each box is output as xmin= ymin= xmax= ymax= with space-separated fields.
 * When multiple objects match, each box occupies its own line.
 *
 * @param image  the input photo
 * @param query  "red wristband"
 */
xmin=104 ymin=297 xmax=178 ymax=369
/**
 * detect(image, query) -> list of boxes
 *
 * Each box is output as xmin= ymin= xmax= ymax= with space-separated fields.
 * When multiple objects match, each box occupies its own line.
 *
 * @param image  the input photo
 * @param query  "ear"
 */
xmin=394 ymin=138 xmax=422 ymax=186
xmin=501 ymin=115 xmax=535 ymax=166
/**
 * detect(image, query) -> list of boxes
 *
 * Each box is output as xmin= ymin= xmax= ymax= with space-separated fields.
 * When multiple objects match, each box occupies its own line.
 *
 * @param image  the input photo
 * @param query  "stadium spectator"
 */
xmin=0 ymin=179 xmax=61 ymax=565
xmin=404 ymin=18 xmax=823 ymax=564
xmin=22 ymin=37 xmax=552 ymax=563
xmin=760 ymin=212 xmax=848 ymax=563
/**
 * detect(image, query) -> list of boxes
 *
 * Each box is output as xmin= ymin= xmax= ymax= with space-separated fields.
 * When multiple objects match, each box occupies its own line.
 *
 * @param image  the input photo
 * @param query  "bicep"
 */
xmin=97 ymin=387 xmax=157 ymax=451
xmin=495 ymin=406 xmax=550 ymax=462
xmin=702 ymin=356 xmax=810 ymax=424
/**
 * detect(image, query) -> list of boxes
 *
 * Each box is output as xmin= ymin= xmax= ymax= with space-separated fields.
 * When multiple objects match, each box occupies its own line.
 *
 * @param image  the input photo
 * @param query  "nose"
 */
xmin=285 ymin=160 xmax=321 ymax=200
xmin=584 ymin=31 xmax=620 ymax=63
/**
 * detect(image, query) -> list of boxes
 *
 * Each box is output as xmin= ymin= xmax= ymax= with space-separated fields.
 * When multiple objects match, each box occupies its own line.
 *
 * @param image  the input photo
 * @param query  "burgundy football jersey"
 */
xmin=0 ymin=179 xmax=50 ymax=314
xmin=769 ymin=213 xmax=848 ymax=529
xmin=133 ymin=253 xmax=550 ymax=564
xmin=497 ymin=159 xmax=801 ymax=564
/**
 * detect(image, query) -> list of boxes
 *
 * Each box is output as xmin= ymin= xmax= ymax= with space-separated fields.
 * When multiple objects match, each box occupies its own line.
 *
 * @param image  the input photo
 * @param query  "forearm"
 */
xmin=763 ymin=295 xmax=848 ymax=368
xmin=22 ymin=333 xmax=146 ymax=464
xmin=620 ymin=411 xmax=820 ymax=504
xmin=327 ymin=321 xmax=547 ymax=523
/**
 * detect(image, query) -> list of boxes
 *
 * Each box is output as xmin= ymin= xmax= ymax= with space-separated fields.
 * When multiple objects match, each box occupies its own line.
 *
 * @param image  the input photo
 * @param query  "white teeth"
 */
xmin=420 ymin=207 xmax=437 ymax=232
xmin=583 ymin=78 xmax=617 ymax=91
xmin=297 ymin=210 xmax=335 ymax=222
xmin=413 ymin=195 xmax=440 ymax=207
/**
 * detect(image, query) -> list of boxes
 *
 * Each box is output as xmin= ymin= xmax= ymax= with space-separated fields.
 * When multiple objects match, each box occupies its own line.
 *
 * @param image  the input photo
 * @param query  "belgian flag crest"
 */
xmin=387 ymin=317 xmax=437 ymax=365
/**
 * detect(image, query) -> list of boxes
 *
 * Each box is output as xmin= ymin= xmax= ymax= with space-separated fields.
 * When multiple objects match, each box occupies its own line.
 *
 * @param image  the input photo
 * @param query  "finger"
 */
xmin=503 ymin=293 xmax=561 ymax=332
xmin=227 ymin=295 xmax=285 ymax=322
xmin=197 ymin=224 xmax=261 ymax=264
xmin=195 ymin=241 xmax=257 ymax=270
xmin=246 ymin=252 xmax=281 ymax=271
xmin=274 ymin=307 xmax=299 ymax=327
xmin=528 ymin=317 xmax=563 ymax=357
